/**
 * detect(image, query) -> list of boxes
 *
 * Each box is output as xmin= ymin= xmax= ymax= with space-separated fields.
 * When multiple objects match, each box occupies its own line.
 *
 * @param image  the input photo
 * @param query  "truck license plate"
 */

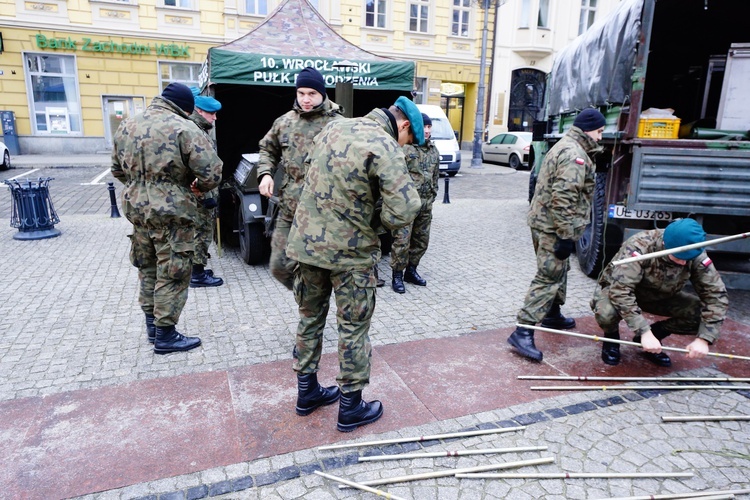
xmin=608 ymin=205 xmax=672 ymax=221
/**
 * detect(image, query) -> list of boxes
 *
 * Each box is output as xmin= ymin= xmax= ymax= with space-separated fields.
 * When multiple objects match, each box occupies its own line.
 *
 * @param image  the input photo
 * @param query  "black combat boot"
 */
xmin=373 ymin=267 xmax=385 ymax=287
xmin=601 ymin=330 xmax=621 ymax=366
xmin=190 ymin=264 xmax=224 ymax=288
xmin=540 ymin=303 xmax=576 ymax=330
xmin=633 ymin=322 xmax=672 ymax=367
xmin=145 ymin=313 xmax=156 ymax=344
xmin=295 ymin=373 xmax=341 ymax=416
xmin=392 ymin=271 xmax=405 ymax=294
xmin=154 ymin=325 xmax=202 ymax=355
xmin=404 ymin=265 xmax=427 ymax=286
xmin=507 ymin=327 xmax=543 ymax=362
xmin=337 ymin=390 xmax=384 ymax=432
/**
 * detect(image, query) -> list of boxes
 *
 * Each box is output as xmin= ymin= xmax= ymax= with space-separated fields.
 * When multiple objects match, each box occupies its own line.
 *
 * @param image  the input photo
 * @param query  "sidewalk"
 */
xmin=1 ymin=153 xmax=748 ymax=499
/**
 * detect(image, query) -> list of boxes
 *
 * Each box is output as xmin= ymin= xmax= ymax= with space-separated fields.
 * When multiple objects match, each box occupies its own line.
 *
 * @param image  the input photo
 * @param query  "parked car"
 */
xmin=481 ymin=131 xmax=532 ymax=169
xmin=0 ymin=141 xmax=10 ymax=171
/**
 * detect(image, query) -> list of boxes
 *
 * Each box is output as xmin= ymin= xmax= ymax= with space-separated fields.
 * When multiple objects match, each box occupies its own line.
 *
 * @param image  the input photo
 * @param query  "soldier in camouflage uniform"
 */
xmin=257 ymin=67 xmax=343 ymax=291
xmin=188 ymin=91 xmax=224 ymax=288
xmin=286 ymin=96 xmax=423 ymax=432
xmin=508 ymin=108 xmax=606 ymax=362
xmin=592 ymin=218 xmax=728 ymax=367
xmin=390 ymin=113 xmax=440 ymax=293
xmin=111 ymin=83 xmax=223 ymax=355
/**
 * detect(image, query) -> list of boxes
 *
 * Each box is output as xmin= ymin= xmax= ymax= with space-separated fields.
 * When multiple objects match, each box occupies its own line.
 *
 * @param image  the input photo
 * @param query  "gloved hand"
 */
xmin=553 ymin=237 xmax=575 ymax=260
xmin=201 ymin=197 xmax=218 ymax=209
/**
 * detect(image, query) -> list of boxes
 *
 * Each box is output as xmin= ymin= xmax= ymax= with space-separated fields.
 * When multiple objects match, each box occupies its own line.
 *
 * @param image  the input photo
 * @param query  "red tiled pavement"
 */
xmin=1 ymin=319 xmax=749 ymax=498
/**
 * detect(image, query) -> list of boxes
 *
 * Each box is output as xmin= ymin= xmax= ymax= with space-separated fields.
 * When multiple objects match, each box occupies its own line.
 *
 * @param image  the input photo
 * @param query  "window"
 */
xmin=365 ymin=0 xmax=387 ymax=28
xmin=164 ymin=0 xmax=193 ymax=7
xmin=408 ymin=0 xmax=429 ymax=33
xmin=451 ymin=0 xmax=470 ymax=37
xmin=578 ymin=0 xmax=597 ymax=34
xmin=519 ymin=0 xmax=530 ymax=28
xmin=244 ymin=0 xmax=267 ymax=15
xmin=501 ymin=134 xmax=518 ymax=144
xmin=490 ymin=134 xmax=505 ymax=144
xmin=537 ymin=0 xmax=549 ymax=28
xmin=159 ymin=62 xmax=202 ymax=91
xmin=25 ymin=53 xmax=81 ymax=134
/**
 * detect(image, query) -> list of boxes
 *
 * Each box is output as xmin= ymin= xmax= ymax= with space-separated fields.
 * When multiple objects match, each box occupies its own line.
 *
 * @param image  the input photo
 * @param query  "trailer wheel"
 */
xmin=577 ymin=172 xmax=608 ymax=278
xmin=237 ymin=206 xmax=267 ymax=265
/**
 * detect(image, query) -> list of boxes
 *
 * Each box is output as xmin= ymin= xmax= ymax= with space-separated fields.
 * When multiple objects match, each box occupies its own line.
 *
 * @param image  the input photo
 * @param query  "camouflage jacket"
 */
xmin=257 ymin=97 xmax=343 ymax=220
xmin=189 ymin=111 xmax=220 ymax=204
xmin=403 ymin=139 xmax=440 ymax=207
xmin=111 ymin=96 xmax=223 ymax=227
xmin=286 ymin=108 xmax=421 ymax=271
xmin=598 ymin=229 xmax=728 ymax=343
xmin=527 ymin=126 xmax=601 ymax=240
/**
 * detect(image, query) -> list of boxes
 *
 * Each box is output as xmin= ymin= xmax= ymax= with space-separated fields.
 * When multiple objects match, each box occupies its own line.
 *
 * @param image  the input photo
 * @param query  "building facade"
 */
xmin=0 ymin=0 xmax=623 ymax=154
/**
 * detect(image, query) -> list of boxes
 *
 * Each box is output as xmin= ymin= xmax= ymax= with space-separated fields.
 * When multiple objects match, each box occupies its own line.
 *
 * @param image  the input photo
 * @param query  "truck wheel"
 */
xmin=237 ymin=207 xmax=266 ymax=265
xmin=576 ymin=172 xmax=608 ymax=278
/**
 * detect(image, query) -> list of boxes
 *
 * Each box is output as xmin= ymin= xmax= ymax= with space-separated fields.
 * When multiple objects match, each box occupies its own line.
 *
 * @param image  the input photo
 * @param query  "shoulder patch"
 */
xmin=701 ymin=257 xmax=713 ymax=268
xmin=630 ymin=251 xmax=641 ymax=257
xmin=575 ymin=158 xmax=585 ymax=165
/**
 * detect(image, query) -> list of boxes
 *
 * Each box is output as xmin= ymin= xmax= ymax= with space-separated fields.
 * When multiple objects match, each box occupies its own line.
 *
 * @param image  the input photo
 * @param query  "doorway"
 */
xmin=103 ymin=96 xmax=146 ymax=147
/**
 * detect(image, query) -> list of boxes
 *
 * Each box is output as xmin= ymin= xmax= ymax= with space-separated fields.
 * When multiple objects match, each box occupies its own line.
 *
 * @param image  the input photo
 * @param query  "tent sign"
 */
xmin=209 ymin=49 xmax=414 ymax=91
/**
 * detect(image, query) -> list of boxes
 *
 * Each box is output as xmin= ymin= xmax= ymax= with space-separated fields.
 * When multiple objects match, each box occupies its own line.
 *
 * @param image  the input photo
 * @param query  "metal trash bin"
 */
xmin=4 ymin=178 xmax=61 ymax=240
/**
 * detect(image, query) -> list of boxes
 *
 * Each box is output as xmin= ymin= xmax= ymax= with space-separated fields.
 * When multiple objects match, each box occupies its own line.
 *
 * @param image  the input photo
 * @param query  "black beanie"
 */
xmin=421 ymin=113 xmax=432 ymax=127
xmin=162 ymin=82 xmax=194 ymax=114
xmin=295 ymin=67 xmax=327 ymax=96
xmin=573 ymin=108 xmax=606 ymax=132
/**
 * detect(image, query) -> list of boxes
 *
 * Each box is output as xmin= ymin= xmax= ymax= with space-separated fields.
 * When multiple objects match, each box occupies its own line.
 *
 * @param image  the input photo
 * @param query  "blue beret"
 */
xmin=190 ymin=86 xmax=201 ymax=98
xmin=663 ymin=218 xmax=706 ymax=260
xmin=394 ymin=96 xmax=425 ymax=146
xmin=194 ymin=95 xmax=222 ymax=113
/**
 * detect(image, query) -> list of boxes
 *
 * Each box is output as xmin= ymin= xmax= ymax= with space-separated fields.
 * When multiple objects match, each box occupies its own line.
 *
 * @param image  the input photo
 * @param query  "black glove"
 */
xmin=553 ymin=238 xmax=575 ymax=260
xmin=201 ymin=197 xmax=218 ymax=209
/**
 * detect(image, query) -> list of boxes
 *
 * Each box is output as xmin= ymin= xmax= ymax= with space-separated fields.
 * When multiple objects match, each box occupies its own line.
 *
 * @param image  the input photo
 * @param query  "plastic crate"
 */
xmin=637 ymin=117 xmax=680 ymax=139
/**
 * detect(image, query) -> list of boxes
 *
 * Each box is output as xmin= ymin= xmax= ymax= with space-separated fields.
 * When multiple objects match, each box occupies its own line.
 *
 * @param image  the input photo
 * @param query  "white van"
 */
xmin=416 ymin=104 xmax=461 ymax=176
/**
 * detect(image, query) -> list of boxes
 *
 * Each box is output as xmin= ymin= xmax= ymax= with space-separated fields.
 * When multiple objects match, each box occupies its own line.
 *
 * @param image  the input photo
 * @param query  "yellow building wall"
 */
xmin=0 ymin=27 xmax=212 ymax=136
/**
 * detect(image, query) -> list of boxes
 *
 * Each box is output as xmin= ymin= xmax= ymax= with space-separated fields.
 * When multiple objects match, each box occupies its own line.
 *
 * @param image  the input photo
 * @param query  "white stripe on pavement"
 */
xmin=7 ymin=168 xmax=39 ymax=180
xmin=81 ymin=167 xmax=112 ymax=185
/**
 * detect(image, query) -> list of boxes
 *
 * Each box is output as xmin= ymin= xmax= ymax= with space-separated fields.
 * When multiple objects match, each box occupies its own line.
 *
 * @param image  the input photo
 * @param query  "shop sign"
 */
xmin=34 ymin=34 xmax=191 ymax=58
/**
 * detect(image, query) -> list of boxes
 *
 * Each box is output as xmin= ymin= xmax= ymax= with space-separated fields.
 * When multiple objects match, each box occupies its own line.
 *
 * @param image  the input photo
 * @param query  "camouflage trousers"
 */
xmin=193 ymin=206 xmax=215 ymax=267
xmin=293 ymin=263 xmax=377 ymax=393
xmin=591 ymin=286 xmax=702 ymax=337
xmin=128 ymin=224 xmax=194 ymax=327
xmin=269 ymin=217 xmax=297 ymax=290
xmin=390 ymin=205 xmax=433 ymax=271
xmin=516 ymin=229 xmax=570 ymax=325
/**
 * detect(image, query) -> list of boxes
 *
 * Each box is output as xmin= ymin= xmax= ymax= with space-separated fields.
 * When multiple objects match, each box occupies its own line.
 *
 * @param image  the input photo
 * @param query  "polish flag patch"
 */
xmin=631 ymin=251 xmax=641 ymax=257
xmin=575 ymin=158 xmax=585 ymax=165
xmin=701 ymin=257 xmax=713 ymax=268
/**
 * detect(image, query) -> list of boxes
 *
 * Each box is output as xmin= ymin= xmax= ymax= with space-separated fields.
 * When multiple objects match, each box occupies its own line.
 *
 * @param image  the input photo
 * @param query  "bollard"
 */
xmin=107 ymin=182 xmax=121 ymax=218
xmin=442 ymin=175 xmax=450 ymax=204
xmin=4 ymin=177 xmax=61 ymax=240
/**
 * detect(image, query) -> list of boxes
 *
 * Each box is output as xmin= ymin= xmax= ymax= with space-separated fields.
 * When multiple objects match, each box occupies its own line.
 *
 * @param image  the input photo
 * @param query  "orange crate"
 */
xmin=637 ymin=117 xmax=680 ymax=139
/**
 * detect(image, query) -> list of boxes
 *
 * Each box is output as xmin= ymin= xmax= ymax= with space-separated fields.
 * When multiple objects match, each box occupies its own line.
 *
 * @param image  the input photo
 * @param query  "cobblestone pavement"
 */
xmin=1 ymin=154 xmax=749 ymax=499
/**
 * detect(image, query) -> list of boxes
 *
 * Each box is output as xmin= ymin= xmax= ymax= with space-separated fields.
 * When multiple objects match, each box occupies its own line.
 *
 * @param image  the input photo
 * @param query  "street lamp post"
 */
xmin=470 ymin=0 xmax=492 ymax=168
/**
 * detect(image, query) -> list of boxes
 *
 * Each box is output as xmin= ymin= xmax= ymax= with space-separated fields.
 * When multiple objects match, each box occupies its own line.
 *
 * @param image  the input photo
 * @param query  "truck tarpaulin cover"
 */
xmin=547 ymin=0 xmax=643 ymax=116
xmin=205 ymin=0 xmax=414 ymax=91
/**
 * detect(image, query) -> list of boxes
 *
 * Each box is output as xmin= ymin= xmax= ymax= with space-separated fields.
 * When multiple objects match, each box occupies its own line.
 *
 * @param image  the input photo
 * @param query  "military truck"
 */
xmin=531 ymin=0 xmax=750 ymax=287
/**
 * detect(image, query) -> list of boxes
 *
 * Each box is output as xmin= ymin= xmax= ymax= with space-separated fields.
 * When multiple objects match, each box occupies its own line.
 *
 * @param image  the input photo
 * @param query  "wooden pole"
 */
xmin=518 ymin=376 xmax=750 ymax=382
xmin=318 ymin=426 xmax=525 ymax=451
xmin=215 ymin=216 xmax=222 ymax=258
xmin=456 ymin=472 xmax=694 ymax=479
xmin=662 ymin=415 xmax=750 ymax=422
xmin=314 ymin=470 xmax=407 ymax=500
xmin=611 ymin=231 xmax=750 ymax=266
xmin=340 ymin=456 xmax=554 ymax=488
xmin=531 ymin=385 xmax=750 ymax=391
xmin=358 ymin=446 xmax=548 ymax=462
xmin=600 ymin=488 xmax=750 ymax=500
xmin=517 ymin=324 xmax=750 ymax=362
